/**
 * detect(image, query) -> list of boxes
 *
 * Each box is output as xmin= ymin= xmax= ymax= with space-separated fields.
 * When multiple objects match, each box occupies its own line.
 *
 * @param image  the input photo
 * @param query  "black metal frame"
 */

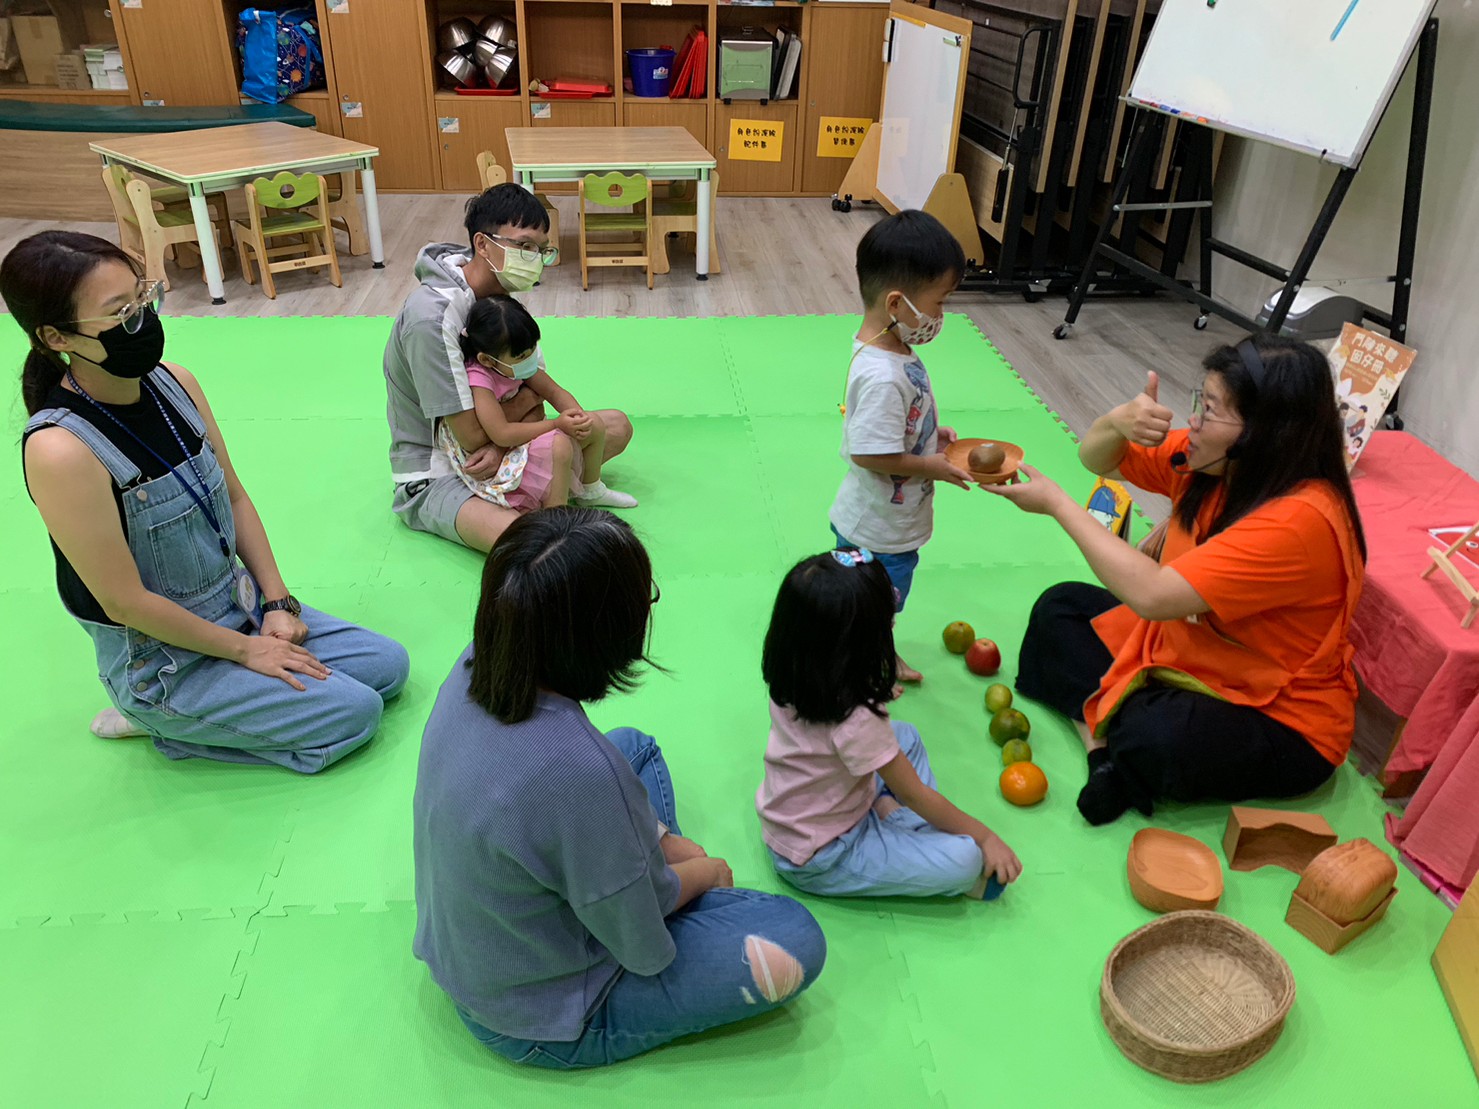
xmin=1056 ymin=17 xmax=1439 ymax=367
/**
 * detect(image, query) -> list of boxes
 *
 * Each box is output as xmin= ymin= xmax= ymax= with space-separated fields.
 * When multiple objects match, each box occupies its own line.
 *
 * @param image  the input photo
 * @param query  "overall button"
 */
xmin=134 ymin=680 xmax=148 ymax=692
xmin=135 ymin=489 xmax=148 ymax=502
xmin=131 ymin=657 xmax=148 ymax=670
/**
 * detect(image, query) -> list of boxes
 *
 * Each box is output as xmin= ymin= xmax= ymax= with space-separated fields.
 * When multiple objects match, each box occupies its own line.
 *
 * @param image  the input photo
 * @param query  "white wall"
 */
xmin=1209 ymin=0 xmax=1479 ymax=477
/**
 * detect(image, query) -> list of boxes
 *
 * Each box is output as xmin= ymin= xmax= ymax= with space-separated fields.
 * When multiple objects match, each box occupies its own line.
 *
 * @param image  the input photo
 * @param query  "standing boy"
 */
xmin=830 ymin=210 xmax=970 ymax=684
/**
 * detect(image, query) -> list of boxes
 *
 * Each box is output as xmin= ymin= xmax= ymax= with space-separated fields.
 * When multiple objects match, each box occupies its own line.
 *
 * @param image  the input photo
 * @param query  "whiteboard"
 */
xmin=876 ymin=7 xmax=970 ymax=212
xmin=1128 ymin=0 xmax=1436 ymax=167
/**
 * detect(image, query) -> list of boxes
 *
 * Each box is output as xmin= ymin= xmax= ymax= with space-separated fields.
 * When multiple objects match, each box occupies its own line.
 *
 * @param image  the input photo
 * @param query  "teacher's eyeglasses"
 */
xmin=649 ymin=582 xmax=662 ymax=607
xmin=1190 ymin=388 xmax=1244 ymax=430
xmin=488 ymin=234 xmax=560 ymax=265
xmin=67 ymin=280 xmax=165 ymax=335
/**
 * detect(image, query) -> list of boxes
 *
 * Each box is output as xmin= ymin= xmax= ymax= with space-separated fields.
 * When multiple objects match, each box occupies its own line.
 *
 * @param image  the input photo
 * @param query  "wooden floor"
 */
xmin=1 ymin=193 xmax=1397 ymax=775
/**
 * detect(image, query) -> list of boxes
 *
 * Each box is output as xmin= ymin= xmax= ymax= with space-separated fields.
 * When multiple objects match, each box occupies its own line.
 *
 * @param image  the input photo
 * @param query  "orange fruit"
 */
xmin=1000 ymin=762 xmax=1048 ymax=806
xmin=989 ymin=707 xmax=1031 ymax=746
xmin=942 ymin=621 xmax=975 ymax=654
xmin=1001 ymin=739 xmax=1033 ymax=766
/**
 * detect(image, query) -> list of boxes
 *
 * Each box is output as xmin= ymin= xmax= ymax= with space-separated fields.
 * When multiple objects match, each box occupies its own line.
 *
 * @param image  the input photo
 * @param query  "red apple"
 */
xmin=965 ymin=639 xmax=1001 ymax=677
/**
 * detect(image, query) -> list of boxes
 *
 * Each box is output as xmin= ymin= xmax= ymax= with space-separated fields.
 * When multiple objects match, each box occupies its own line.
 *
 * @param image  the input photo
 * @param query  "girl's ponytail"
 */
xmin=21 ymin=348 xmax=66 ymax=417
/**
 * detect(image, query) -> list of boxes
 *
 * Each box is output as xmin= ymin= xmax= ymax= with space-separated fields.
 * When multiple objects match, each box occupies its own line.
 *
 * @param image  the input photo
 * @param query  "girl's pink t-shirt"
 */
xmin=755 ymin=701 xmax=901 ymax=865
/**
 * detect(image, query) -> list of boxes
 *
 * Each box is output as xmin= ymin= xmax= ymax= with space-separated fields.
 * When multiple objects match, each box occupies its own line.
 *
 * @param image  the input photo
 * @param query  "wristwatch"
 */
xmin=262 ymin=594 xmax=302 ymax=617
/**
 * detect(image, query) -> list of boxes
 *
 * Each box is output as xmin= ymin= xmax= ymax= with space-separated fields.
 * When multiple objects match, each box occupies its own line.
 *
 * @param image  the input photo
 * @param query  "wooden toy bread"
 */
xmin=1293 ymin=839 xmax=1397 ymax=924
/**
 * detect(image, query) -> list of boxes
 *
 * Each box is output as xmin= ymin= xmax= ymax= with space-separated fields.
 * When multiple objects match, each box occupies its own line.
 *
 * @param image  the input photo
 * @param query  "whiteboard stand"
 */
xmin=1055 ymin=15 xmax=1439 ymax=380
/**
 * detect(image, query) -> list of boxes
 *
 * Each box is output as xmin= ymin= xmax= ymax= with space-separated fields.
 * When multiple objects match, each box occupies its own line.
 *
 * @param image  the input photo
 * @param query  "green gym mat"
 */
xmin=0 ymin=313 xmax=1469 ymax=1106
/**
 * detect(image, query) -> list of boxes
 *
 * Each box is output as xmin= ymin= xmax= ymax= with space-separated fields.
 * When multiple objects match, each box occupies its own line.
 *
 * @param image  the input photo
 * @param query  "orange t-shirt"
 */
xmin=1086 ymin=430 xmax=1365 ymax=765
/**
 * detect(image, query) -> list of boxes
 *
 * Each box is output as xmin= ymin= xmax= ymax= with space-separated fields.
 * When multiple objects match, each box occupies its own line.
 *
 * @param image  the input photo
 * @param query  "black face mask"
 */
xmin=72 ymin=307 xmax=166 ymax=380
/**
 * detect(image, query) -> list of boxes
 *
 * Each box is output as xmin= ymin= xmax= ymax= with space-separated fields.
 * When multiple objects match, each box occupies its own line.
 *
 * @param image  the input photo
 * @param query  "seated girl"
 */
xmin=438 ymin=296 xmax=637 ymax=511
xmin=756 ymin=549 xmax=1022 ymax=899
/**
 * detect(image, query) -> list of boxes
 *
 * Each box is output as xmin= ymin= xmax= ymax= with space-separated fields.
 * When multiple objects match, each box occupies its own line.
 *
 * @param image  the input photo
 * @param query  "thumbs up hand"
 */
xmin=1114 ymin=370 xmax=1174 ymax=447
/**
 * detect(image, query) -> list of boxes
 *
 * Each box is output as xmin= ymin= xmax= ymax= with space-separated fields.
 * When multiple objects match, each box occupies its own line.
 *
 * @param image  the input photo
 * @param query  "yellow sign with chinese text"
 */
xmin=817 ymin=117 xmax=872 ymax=158
xmin=729 ymin=118 xmax=784 ymax=163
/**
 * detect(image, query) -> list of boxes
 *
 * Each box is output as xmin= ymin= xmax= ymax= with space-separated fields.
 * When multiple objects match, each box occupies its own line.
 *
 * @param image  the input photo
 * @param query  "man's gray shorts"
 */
xmin=392 ymin=476 xmax=475 ymax=547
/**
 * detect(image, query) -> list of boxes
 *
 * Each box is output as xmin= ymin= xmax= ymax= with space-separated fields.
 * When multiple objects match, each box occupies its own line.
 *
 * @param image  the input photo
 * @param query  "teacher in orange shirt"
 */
xmin=987 ymin=335 xmax=1366 ymax=825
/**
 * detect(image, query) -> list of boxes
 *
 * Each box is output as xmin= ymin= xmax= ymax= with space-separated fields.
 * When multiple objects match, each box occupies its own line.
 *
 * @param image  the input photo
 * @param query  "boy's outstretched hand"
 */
xmin=924 ymin=452 xmax=975 ymax=489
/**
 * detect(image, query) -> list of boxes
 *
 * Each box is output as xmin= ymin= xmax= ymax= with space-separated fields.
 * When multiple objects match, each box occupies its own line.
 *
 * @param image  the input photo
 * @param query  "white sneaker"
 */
xmin=91 ymin=707 xmax=149 ymax=740
xmin=573 ymin=480 xmax=638 ymax=509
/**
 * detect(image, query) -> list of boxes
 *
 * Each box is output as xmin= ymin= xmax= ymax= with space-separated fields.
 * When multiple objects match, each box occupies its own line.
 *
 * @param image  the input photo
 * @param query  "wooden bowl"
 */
xmin=1293 ymin=839 xmax=1398 ymax=925
xmin=945 ymin=437 xmax=1024 ymax=485
xmin=1128 ymin=829 xmax=1224 ymax=913
xmin=1101 ymin=911 xmax=1295 ymax=1083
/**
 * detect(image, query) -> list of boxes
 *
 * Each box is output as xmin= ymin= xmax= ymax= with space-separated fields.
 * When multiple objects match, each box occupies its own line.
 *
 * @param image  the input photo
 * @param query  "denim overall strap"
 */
xmin=25 ymin=406 xmax=144 ymax=488
xmin=144 ymin=365 xmax=209 ymax=439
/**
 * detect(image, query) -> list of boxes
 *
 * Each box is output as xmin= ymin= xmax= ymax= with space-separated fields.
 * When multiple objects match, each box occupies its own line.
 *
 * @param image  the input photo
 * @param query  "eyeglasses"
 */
xmin=67 ymin=280 xmax=164 ymax=335
xmin=650 ymin=582 xmax=662 ymax=606
xmin=487 ymin=234 xmax=559 ymax=265
xmin=1190 ymin=388 xmax=1243 ymax=429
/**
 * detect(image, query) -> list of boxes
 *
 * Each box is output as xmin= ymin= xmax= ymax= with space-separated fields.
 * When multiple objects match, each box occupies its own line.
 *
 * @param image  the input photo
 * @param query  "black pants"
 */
xmin=1017 ymin=582 xmax=1336 ymax=820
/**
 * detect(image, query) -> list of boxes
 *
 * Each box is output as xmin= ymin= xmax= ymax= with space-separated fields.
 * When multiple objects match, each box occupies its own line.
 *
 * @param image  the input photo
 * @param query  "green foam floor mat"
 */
xmin=0 ymin=313 xmax=1469 ymax=1105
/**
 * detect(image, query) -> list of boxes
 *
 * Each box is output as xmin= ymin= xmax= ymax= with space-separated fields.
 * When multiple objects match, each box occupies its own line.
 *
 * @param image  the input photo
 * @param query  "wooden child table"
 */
xmin=505 ymin=126 xmax=717 ymax=278
xmin=91 ymin=122 xmax=383 ymax=304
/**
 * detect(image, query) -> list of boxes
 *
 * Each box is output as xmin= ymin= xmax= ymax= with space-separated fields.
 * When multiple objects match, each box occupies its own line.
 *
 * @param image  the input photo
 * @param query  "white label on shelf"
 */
xmin=327 ymin=0 xmax=349 ymax=12
xmin=532 ymin=103 xmax=552 ymax=120
xmin=122 ymin=0 xmax=141 ymax=8
xmin=342 ymin=101 xmax=363 ymax=118
xmin=438 ymin=117 xmax=461 ymax=134
xmin=651 ymin=0 xmax=673 ymax=6
xmin=143 ymin=99 xmax=165 ymax=107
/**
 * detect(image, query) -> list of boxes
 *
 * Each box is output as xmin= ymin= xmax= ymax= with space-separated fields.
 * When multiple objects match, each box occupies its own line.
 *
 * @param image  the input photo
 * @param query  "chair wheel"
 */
xmin=1194 ymin=315 xmax=1209 ymax=330
xmin=1053 ymin=324 xmax=1072 ymax=340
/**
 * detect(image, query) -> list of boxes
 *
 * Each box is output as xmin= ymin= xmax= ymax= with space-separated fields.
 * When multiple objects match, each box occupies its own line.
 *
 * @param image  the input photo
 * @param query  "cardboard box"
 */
xmin=12 ymin=14 xmax=74 ymax=86
xmin=1433 ymin=880 xmax=1479 ymax=1080
xmin=53 ymin=50 xmax=89 ymax=90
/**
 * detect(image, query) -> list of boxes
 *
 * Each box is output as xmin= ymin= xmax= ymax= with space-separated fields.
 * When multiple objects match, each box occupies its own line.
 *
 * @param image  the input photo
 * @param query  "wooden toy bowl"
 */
xmin=1128 ymin=829 xmax=1224 ymax=913
xmin=1101 ymin=911 xmax=1295 ymax=1083
xmin=945 ymin=437 xmax=1024 ymax=485
xmin=1222 ymin=806 xmax=1337 ymax=874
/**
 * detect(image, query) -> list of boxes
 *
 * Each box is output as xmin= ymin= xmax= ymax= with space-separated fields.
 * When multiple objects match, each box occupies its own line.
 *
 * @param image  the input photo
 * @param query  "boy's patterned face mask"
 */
xmin=830 ymin=548 xmax=875 ymax=568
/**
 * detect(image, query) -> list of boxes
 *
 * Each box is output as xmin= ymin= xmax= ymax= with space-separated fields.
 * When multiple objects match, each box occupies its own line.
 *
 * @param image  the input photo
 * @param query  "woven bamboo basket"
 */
xmin=1101 ymin=910 xmax=1295 ymax=1083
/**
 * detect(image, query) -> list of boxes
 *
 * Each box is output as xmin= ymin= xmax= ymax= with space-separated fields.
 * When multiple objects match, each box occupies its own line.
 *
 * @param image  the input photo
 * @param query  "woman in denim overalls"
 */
xmin=6 ymin=231 xmax=409 ymax=773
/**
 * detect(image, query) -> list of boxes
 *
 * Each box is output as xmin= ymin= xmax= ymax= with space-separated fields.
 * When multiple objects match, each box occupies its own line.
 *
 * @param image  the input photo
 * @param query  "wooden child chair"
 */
xmin=578 ymin=172 xmax=653 ymax=290
xmin=324 ymin=172 xmax=369 ymax=256
xmin=650 ymin=172 xmax=721 ymax=275
xmin=100 ymin=165 xmax=231 ymax=291
xmin=232 ymin=171 xmax=342 ymax=300
xmin=476 ymin=152 xmax=560 ymax=266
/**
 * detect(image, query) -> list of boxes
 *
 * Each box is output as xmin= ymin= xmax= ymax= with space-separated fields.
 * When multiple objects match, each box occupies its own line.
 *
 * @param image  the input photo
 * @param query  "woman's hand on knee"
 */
xmin=240 ymin=635 xmax=331 ymax=691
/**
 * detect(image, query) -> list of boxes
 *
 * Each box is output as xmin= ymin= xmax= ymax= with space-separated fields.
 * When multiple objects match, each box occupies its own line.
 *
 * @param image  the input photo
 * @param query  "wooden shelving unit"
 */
xmin=8 ymin=0 xmax=887 ymax=197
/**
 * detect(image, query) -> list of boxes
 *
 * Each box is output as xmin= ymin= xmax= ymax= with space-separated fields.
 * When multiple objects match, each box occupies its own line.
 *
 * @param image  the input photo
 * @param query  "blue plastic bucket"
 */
xmin=627 ymin=48 xmax=676 ymax=97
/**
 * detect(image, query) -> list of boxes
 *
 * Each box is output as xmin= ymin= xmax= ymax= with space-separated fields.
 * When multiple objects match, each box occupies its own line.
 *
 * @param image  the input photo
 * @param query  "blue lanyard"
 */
xmin=66 ymin=370 xmax=232 ymax=560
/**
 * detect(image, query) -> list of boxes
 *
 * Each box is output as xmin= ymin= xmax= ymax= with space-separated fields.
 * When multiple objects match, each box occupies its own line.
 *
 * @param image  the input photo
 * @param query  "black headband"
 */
xmin=1236 ymin=339 xmax=1267 ymax=390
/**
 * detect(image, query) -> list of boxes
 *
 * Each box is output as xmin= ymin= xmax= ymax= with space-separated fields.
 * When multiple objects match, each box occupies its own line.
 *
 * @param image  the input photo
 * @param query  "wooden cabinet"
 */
xmin=799 ymin=4 xmax=888 ymax=195
xmin=318 ymin=0 xmax=438 ymax=189
xmin=624 ymin=101 xmax=708 ymax=148
xmin=434 ymin=94 xmax=524 ymax=191
xmin=114 ymin=0 xmax=238 ymax=106
xmin=529 ymin=99 xmax=618 ymax=129
xmin=715 ymin=100 xmax=797 ymax=195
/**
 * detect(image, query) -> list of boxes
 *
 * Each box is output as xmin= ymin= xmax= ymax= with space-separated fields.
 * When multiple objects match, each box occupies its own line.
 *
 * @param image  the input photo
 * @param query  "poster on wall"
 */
xmin=1327 ymin=323 xmax=1417 ymax=470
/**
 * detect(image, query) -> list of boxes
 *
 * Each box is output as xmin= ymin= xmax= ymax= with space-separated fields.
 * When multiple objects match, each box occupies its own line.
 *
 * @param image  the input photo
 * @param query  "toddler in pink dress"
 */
xmin=437 ymin=296 xmax=636 ymax=512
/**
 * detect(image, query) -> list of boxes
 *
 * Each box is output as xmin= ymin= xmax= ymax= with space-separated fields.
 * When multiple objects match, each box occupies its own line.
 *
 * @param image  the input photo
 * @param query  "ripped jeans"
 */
xmin=459 ymin=728 xmax=828 ymax=1069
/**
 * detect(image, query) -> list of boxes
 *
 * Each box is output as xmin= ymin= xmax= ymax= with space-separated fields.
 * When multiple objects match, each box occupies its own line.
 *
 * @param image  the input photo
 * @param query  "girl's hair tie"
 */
xmin=830 ymin=548 xmax=875 ymax=568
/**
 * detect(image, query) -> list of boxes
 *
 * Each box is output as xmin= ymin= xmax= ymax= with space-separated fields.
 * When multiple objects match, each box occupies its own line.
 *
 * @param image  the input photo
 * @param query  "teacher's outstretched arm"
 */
xmin=1079 ymin=371 xmax=1173 ymax=478
xmin=985 ymin=464 xmax=1208 ymax=623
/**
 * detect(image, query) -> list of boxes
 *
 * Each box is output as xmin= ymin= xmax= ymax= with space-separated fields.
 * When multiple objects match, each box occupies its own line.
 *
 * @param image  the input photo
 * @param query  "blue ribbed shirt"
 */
xmin=413 ymin=647 xmax=680 ymax=1040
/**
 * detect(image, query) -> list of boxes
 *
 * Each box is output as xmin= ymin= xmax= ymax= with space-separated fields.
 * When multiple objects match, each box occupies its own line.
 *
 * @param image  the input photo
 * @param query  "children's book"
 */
xmin=1327 ymin=323 xmax=1417 ymax=471
xmin=1086 ymin=477 xmax=1133 ymax=538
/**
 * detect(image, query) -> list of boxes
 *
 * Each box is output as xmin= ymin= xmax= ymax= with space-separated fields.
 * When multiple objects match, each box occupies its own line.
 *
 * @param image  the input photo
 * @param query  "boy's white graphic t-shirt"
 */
xmin=829 ymin=342 xmax=938 ymax=554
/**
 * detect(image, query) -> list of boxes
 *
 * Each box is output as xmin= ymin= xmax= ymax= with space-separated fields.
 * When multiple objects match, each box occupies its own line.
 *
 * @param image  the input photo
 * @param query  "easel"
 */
xmin=1423 ymin=522 xmax=1479 ymax=630
xmin=1054 ymin=17 xmax=1439 ymax=360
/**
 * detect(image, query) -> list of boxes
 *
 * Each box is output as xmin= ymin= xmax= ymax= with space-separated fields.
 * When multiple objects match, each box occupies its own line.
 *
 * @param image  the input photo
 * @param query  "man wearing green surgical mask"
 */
xmin=384 ymin=184 xmax=635 ymax=552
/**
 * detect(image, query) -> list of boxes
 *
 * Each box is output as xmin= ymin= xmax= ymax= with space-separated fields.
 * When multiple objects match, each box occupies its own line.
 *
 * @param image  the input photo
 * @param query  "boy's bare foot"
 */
xmin=896 ymin=655 xmax=923 ymax=684
xmin=891 ymin=683 xmax=905 ymax=700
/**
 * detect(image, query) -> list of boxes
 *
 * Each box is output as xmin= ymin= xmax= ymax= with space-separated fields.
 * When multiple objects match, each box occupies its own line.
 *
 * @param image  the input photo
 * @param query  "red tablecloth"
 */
xmin=1349 ymin=432 xmax=1479 ymax=895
